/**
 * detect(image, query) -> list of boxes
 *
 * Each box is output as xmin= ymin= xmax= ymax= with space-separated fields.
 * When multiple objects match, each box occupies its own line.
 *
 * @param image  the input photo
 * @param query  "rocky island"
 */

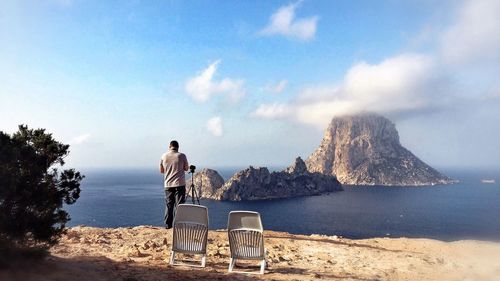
xmin=216 ymin=157 xmax=342 ymax=201
xmin=192 ymin=168 xmax=225 ymax=200
xmin=306 ymin=114 xmax=455 ymax=186
xmin=193 ymin=157 xmax=342 ymax=201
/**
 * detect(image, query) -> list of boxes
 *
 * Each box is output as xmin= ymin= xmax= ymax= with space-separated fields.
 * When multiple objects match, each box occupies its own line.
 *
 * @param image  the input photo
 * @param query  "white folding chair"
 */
xmin=170 ymin=204 xmax=208 ymax=267
xmin=227 ymin=211 xmax=266 ymax=274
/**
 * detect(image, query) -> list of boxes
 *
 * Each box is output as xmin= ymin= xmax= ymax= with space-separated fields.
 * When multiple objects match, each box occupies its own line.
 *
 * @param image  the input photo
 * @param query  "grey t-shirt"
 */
xmin=160 ymin=150 xmax=188 ymax=188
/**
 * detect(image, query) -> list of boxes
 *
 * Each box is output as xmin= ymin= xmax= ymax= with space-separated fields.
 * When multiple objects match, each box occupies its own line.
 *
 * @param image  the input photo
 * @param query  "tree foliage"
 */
xmin=0 ymin=125 xmax=84 ymax=247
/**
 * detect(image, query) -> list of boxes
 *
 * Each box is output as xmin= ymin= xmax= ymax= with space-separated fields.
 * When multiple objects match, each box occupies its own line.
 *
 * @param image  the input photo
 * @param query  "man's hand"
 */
xmin=160 ymin=164 xmax=165 ymax=174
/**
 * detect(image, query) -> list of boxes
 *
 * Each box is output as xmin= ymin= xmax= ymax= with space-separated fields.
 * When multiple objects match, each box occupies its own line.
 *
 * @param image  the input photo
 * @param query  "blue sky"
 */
xmin=1 ymin=0 xmax=499 ymax=170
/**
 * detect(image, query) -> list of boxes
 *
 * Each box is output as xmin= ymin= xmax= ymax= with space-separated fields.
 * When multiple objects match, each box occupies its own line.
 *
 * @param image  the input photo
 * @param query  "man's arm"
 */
xmin=159 ymin=160 xmax=165 ymax=174
xmin=183 ymin=155 xmax=189 ymax=171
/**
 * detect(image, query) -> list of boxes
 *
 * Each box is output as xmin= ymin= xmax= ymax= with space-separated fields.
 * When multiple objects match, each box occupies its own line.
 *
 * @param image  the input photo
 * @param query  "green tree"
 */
xmin=0 ymin=125 xmax=84 ymax=248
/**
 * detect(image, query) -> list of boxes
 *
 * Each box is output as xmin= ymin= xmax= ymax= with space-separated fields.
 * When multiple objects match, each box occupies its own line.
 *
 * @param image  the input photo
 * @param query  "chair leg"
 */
xmin=201 ymin=255 xmax=206 ymax=268
xmin=260 ymin=259 xmax=266 ymax=274
xmin=228 ymin=258 xmax=235 ymax=272
xmin=169 ymin=251 xmax=175 ymax=265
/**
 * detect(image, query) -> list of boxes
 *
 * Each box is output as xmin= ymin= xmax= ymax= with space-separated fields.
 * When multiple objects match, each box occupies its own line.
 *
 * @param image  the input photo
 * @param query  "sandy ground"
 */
xmin=1 ymin=226 xmax=500 ymax=281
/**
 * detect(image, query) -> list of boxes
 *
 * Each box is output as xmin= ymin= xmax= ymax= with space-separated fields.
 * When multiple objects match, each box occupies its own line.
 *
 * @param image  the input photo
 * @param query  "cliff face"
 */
xmin=192 ymin=168 xmax=224 ymax=199
xmin=305 ymin=114 xmax=454 ymax=186
xmin=214 ymin=157 xmax=342 ymax=201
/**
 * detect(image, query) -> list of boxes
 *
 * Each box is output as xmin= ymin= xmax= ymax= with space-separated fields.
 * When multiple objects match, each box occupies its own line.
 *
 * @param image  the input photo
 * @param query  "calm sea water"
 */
xmin=66 ymin=168 xmax=500 ymax=241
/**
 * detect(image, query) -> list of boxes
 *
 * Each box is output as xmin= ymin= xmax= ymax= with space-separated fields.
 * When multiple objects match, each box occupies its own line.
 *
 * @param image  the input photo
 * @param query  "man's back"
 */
xmin=161 ymin=150 xmax=188 ymax=188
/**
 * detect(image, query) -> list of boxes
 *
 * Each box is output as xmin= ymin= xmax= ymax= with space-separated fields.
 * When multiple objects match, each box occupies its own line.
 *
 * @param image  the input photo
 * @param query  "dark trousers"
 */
xmin=164 ymin=186 xmax=186 ymax=227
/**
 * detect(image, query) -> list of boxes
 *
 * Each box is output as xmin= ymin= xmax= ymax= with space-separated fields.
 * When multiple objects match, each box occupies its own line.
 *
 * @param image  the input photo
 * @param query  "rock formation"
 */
xmin=305 ymin=113 xmax=454 ymax=186
xmin=191 ymin=168 xmax=224 ymax=199
xmin=213 ymin=157 xmax=342 ymax=201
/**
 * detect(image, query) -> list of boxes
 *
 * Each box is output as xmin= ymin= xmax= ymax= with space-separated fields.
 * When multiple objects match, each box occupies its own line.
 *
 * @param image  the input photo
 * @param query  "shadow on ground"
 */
xmin=0 ymin=255 xmax=262 ymax=281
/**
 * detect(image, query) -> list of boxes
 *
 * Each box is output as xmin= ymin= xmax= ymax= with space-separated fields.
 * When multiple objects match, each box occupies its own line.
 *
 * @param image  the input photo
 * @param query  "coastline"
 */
xmin=2 ymin=226 xmax=499 ymax=281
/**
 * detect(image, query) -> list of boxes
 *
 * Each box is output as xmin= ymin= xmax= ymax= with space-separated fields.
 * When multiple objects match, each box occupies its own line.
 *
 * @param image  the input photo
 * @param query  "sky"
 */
xmin=1 ymin=0 xmax=499 ymax=170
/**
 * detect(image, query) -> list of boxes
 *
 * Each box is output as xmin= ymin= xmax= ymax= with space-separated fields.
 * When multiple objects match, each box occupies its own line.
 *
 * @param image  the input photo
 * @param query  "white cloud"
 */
xmin=259 ymin=1 xmax=319 ymax=41
xmin=185 ymin=60 xmax=245 ymax=103
xmin=252 ymin=103 xmax=292 ymax=119
xmin=440 ymin=0 xmax=500 ymax=64
xmin=252 ymin=54 xmax=447 ymax=128
xmin=206 ymin=116 xmax=223 ymax=137
xmin=69 ymin=133 xmax=91 ymax=145
xmin=337 ymin=54 xmax=439 ymax=114
xmin=264 ymin=80 xmax=288 ymax=94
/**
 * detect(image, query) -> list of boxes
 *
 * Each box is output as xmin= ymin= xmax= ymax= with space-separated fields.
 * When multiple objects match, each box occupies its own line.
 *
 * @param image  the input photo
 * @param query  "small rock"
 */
xmin=97 ymin=238 xmax=109 ymax=244
xmin=279 ymin=255 xmax=292 ymax=262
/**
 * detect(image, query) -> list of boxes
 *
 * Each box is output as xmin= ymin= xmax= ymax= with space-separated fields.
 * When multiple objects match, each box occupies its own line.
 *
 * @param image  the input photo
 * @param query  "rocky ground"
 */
xmin=1 ymin=226 xmax=499 ymax=281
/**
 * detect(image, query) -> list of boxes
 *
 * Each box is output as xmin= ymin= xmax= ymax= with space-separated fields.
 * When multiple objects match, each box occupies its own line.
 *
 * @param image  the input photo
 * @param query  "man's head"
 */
xmin=169 ymin=140 xmax=179 ymax=151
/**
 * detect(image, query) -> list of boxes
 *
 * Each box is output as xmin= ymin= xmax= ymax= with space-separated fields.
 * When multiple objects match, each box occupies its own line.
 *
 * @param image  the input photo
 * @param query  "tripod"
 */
xmin=187 ymin=170 xmax=201 ymax=205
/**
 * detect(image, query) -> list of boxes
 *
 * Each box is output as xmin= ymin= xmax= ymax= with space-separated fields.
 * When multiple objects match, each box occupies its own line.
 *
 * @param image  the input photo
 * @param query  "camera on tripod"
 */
xmin=187 ymin=164 xmax=200 ymax=205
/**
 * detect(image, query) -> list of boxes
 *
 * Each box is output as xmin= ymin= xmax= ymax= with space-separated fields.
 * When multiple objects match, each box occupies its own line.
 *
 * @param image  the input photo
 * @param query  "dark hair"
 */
xmin=170 ymin=140 xmax=179 ymax=150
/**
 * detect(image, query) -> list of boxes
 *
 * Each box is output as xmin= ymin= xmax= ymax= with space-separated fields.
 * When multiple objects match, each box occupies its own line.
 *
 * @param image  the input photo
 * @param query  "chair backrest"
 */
xmin=227 ymin=211 xmax=263 ymax=232
xmin=172 ymin=204 xmax=209 ymax=254
xmin=174 ymin=204 xmax=208 ymax=226
xmin=227 ymin=211 xmax=264 ymax=259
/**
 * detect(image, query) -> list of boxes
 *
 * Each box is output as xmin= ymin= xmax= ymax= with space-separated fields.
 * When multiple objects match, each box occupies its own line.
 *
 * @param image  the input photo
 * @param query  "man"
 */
xmin=159 ymin=140 xmax=189 ymax=229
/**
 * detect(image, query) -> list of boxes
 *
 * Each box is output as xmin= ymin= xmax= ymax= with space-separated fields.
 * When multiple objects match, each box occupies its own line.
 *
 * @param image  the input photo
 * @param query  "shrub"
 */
xmin=0 ymin=125 xmax=84 ymax=248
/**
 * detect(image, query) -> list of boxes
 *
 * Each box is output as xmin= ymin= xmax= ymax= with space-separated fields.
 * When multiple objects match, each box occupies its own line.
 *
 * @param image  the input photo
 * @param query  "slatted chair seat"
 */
xmin=170 ymin=204 xmax=208 ymax=267
xmin=229 ymin=229 xmax=264 ymax=260
xmin=227 ymin=211 xmax=266 ymax=274
xmin=172 ymin=221 xmax=207 ymax=253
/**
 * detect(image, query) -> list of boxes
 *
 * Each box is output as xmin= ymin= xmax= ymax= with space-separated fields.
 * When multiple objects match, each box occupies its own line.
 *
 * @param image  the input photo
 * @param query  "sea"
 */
xmin=66 ymin=168 xmax=500 ymax=241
